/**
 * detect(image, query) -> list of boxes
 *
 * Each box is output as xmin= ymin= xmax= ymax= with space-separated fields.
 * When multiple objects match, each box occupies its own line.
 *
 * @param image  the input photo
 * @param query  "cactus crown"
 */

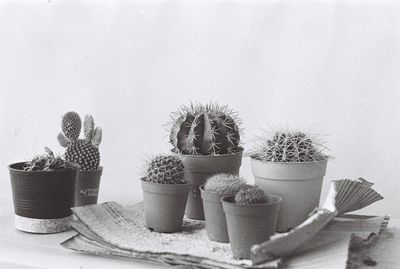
xmin=204 ymin=174 xmax=246 ymax=194
xmin=169 ymin=102 xmax=242 ymax=155
xmin=24 ymin=147 xmax=77 ymax=171
xmin=144 ymin=155 xmax=185 ymax=184
xmin=58 ymin=111 xmax=102 ymax=170
xmin=249 ymin=130 xmax=328 ymax=162
xmin=235 ymin=185 xmax=268 ymax=205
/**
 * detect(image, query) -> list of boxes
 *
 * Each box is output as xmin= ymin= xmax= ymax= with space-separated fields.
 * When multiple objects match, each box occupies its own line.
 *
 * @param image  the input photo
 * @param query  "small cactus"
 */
xmin=169 ymin=102 xmax=241 ymax=155
xmin=235 ymin=185 xmax=268 ymax=205
xmin=204 ymin=174 xmax=246 ymax=194
xmin=24 ymin=147 xmax=76 ymax=171
xmin=58 ymin=112 xmax=102 ymax=170
xmin=249 ymin=131 xmax=328 ymax=162
xmin=144 ymin=155 xmax=185 ymax=184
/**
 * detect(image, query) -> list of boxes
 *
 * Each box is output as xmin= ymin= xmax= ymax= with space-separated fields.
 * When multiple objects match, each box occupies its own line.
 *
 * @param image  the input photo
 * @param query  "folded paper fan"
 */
xmin=251 ymin=178 xmax=383 ymax=265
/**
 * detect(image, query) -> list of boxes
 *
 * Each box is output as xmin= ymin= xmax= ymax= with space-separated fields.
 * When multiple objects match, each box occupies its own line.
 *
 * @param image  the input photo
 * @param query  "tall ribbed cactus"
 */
xmin=57 ymin=112 xmax=102 ymax=170
xmin=235 ymin=185 xmax=268 ymax=205
xmin=169 ymin=102 xmax=241 ymax=155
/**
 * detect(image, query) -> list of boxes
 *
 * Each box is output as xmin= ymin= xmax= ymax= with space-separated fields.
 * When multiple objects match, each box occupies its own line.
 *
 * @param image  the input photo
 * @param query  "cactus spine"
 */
xmin=249 ymin=131 xmax=328 ymax=162
xmin=24 ymin=147 xmax=75 ymax=171
xmin=235 ymin=185 xmax=268 ymax=205
xmin=204 ymin=174 xmax=246 ymax=194
xmin=169 ymin=102 xmax=241 ymax=155
xmin=144 ymin=155 xmax=185 ymax=184
xmin=58 ymin=112 xmax=102 ymax=170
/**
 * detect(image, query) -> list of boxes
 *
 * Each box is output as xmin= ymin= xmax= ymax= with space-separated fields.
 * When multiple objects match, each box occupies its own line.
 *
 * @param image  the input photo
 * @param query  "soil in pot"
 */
xmin=222 ymin=195 xmax=281 ymax=259
xmin=179 ymin=148 xmax=243 ymax=220
xmin=251 ymin=158 xmax=327 ymax=232
xmin=141 ymin=178 xmax=192 ymax=233
xmin=8 ymin=162 xmax=79 ymax=233
xmin=75 ymin=167 xmax=103 ymax=206
xmin=200 ymin=185 xmax=232 ymax=243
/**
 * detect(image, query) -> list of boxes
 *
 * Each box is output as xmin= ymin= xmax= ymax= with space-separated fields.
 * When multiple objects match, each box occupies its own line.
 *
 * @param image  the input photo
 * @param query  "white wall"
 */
xmin=1 ymin=1 xmax=399 ymax=218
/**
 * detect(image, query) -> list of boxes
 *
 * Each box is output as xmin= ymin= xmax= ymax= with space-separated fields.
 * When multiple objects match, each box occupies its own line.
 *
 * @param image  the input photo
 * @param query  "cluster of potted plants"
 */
xmin=8 ymin=111 xmax=104 ymax=233
xmin=139 ymin=101 xmax=330 ymax=259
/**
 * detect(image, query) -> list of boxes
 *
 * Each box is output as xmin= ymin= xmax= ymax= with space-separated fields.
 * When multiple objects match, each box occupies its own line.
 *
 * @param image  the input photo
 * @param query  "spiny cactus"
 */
xmin=144 ymin=155 xmax=185 ymax=184
xmin=235 ymin=185 xmax=268 ymax=205
xmin=169 ymin=102 xmax=242 ymax=155
xmin=58 ymin=112 xmax=102 ymax=170
xmin=204 ymin=174 xmax=246 ymax=194
xmin=249 ymin=131 xmax=328 ymax=162
xmin=24 ymin=147 xmax=76 ymax=171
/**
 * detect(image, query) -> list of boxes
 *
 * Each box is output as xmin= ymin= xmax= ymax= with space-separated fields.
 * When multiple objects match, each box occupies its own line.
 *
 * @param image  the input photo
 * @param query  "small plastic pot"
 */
xmin=222 ymin=195 xmax=282 ymax=259
xmin=178 ymin=148 xmax=243 ymax=220
xmin=8 ymin=162 xmax=79 ymax=233
xmin=74 ymin=167 xmax=103 ymax=206
xmin=200 ymin=185 xmax=233 ymax=243
xmin=141 ymin=178 xmax=192 ymax=233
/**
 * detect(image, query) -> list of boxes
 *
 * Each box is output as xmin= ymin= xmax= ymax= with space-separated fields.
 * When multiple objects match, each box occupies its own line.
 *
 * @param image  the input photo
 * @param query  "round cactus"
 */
xmin=144 ymin=155 xmax=185 ymax=184
xmin=58 ymin=112 xmax=102 ymax=170
xmin=249 ymin=131 xmax=328 ymax=162
xmin=204 ymin=174 xmax=246 ymax=194
xmin=169 ymin=102 xmax=241 ymax=155
xmin=235 ymin=185 xmax=268 ymax=205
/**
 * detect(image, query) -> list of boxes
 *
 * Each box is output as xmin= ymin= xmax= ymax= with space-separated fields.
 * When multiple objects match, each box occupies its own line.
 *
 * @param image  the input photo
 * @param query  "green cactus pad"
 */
xmin=235 ymin=185 xmax=268 ymax=205
xmin=204 ymin=174 xmax=246 ymax=194
xmin=169 ymin=102 xmax=241 ymax=155
xmin=65 ymin=140 xmax=100 ymax=171
xmin=62 ymin=112 xmax=82 ymax=140
xmin=144 ymin=155 xmax=185 ymax=184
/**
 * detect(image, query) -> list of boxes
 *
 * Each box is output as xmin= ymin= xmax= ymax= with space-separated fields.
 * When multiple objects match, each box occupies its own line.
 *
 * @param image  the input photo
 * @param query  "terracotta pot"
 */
xmin=141 ymin=178 xmax=192 ymax=233
xmin=8 ymin=162 xmax=79 ymax=233
xmin=74 ymin=167 xmax=103 ymax=206
xmin=222 ymin=195 xmax=281 ymax=259
xmin=250 ymin=158 xmax=328 ymax=232
xmin=178 ymin=148 xmax=243 ymax=220
xmin=200 ymin=185 xmax=232 ymax=243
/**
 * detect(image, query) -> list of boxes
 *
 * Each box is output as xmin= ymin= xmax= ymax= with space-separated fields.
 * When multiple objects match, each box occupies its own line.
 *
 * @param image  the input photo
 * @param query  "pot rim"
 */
xmin=250 ymin=157 xmax=328 ymax=165
xmin=171 ymin=147 xmax=244 ymax=159
xmin=8 ymin=162 xmax=79 ymax=174
xmin=221 ymin=194 xmax=282 ymax=207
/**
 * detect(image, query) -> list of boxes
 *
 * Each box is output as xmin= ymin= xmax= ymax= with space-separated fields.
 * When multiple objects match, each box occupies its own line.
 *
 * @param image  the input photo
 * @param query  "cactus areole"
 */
xmin=58 ymin=112 xmax=102 ymax=170
xmin=169 ymin=103 xmax=241 ymax=155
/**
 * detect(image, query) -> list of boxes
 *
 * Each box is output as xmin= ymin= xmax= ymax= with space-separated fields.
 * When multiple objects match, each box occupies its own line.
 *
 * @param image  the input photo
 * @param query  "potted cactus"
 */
xmin=168 ymin=102 xmax=244 ymax=220
xmin=222 ymin=185 xmax=281 ymax=259
xmin=58 ymin=111 xmax=103 ymax=206
xmin=8 ymin=147 xmax=79 ymax=233
xmin=141 ymin=155 xmax=192 ymax=233
xmin=200 ymin=174 xmax=246 ymax=242
xmin=248 ymin=130 xmax=329 ymax=232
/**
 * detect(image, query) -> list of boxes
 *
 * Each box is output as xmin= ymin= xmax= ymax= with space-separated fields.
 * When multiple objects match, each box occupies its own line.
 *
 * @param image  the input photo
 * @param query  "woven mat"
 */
xmin=61 ymin=202 xmax=389 ymax=269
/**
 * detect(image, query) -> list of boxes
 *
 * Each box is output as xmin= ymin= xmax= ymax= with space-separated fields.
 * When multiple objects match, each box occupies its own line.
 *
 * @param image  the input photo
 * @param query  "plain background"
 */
xmin=0 ymin=0 xmax=399 ymax=219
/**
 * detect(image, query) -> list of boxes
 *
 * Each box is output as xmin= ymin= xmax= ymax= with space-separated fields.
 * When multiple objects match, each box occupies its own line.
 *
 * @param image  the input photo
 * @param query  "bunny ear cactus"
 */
xmin=235 ymin=185 xmax=268 ymax=205
xmin=204 ymin=174 xmax=246 ymax=194
xmin=144 ymin=155 xmax=185 ymax=184
xmin=58 ymin=112 xmax=102 ymax=170
xmin=169 ymin=102 xmax=241 ymax=155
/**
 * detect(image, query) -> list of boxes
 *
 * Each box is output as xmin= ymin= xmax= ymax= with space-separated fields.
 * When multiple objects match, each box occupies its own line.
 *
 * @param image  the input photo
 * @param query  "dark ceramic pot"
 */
xmin=222 ymin=195 xmax=282 ymax=259
xmin=8 ymin=162 xmax=79 ymax=233
xmin=74 ymin=167 xmax=103 ymax=206
xmin=200 ymin=185 xmax=233 ymax=243
xmin=178 ymin=148 xmax=243 ymax=220
xmin=141 ymin=178 xmax=192 ymax=233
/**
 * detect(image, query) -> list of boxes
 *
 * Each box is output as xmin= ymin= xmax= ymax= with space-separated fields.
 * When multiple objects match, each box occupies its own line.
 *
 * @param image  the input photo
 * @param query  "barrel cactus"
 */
xmin=169 ymin=102 xmax=241 ymax=155
xmin=235 ymin=185 xmax=268 ymax=205
xmin=249 ymin=131 xmax=328 ymax=162
xmin=204 ymin=174 xmax=246 ymax=194
xmin=57 ymin=112 xmax=102 ymax=170
xmin=144 ymin=155 xmax=185 ymax=184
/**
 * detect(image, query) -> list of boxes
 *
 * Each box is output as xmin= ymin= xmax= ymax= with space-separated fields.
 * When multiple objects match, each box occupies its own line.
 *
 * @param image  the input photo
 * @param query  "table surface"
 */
xmin=0 ymin=198 xmax=399 ymax=269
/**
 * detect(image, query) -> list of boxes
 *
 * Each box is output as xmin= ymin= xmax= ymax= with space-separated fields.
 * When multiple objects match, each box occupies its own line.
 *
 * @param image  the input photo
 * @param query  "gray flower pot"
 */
xmin=200 ymin=185 xmax=232 ymax=243
xmin=141 ymin=178 xmax=192 ymax=233
xmin=178 ymin=148 xmax=243 ymax=220
xmin=222 ymin=195 xmax=282 ymax=259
